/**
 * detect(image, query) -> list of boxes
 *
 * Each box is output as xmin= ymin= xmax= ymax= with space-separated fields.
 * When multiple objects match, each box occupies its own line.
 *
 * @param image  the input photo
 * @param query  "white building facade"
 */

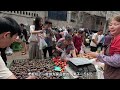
xmin=0 ymin=11 xmax=120 ymax=32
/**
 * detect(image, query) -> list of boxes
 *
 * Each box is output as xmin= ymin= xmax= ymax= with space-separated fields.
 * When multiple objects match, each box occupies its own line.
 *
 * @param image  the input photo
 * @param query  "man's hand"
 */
xmin=86 ymin=52 xmax=99 ymax=58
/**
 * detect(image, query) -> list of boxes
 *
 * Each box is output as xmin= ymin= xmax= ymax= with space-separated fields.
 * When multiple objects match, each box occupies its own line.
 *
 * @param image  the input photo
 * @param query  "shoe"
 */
xmin=21 ymin=52 xmax=26 ymax=55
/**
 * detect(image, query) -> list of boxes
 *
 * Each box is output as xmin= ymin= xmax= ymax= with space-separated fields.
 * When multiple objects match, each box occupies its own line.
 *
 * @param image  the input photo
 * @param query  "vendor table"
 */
xmin=64 ymin=60 xmax=104 ymax=79
xmin=9 ymin=59 xmax=104 ymax=79
xmin=9 ymin=59 xmax=70 ymax=79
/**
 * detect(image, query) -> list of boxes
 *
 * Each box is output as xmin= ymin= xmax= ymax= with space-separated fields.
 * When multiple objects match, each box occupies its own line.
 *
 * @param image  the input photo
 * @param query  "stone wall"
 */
xmin=106 ymin=11 xmax=120 ymax=20
xmin=49 ymin=19 xmax=76 ymax=28
xmin=75 ymin=12 xmax=106 ymax=30
xmin=0 ymin=11 xmax=45 ymax=25
xmin=1 ymin=11 xmax=120 ymax=31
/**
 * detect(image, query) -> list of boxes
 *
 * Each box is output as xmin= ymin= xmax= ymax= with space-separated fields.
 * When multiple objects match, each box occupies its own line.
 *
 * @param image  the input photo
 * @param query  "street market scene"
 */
xmin=0 ymin=11 xmax=120 ymax=79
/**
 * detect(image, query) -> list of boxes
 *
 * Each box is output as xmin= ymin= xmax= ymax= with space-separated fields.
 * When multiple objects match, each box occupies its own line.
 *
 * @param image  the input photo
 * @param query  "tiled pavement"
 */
xmin=7 ymin=51 xmax=29 ymax=67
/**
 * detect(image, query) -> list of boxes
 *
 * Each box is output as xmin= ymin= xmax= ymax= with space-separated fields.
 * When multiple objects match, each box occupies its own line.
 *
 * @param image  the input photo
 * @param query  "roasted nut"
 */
xmin=9 ymin=59 xmax=63 ymax=79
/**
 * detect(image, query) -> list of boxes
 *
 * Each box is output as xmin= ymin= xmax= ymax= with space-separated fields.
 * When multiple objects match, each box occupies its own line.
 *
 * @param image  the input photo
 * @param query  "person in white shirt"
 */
xmin=90 ymin=30 xmax=103 ymax=52
xmin=0 ymin=16 xmax=36 ymax=79
xmin=97 ymin=34 xmax=104 ymax=51
xmin=28 ymin=17 xmax=43 ymax=59
xmin=62 ymin=26 xmax=68 ymax=37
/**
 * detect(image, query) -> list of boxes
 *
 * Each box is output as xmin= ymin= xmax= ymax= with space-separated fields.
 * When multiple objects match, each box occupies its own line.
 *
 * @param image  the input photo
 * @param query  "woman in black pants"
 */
xmin=43 ymin=21 xmax=53 ymax=59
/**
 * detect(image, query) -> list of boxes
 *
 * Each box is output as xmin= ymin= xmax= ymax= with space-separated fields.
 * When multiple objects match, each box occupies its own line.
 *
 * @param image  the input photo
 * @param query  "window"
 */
xmin=71 ymin=12 xmax=77 ymax=22
xmin=29 ymin=12 xmax=30 ymax=16
xmin=32 ymin=13 xmax=33 ymax=16
xmin=16 ymin=11 xmax=19 ymax=14
xmin=96 ymin=17 xmax=100 ymax=25
xmin=26 ymin=12 xmax=28 ymax=15
xmin=23 ymin=11 xmax=25 ymax=15
xmin=48 ymin=11 xmax=67 ymax=21
xmin=71 ymin=12 xmax=76 ymax=19
xmin=71 ymin=19 xmax=75 ymax=22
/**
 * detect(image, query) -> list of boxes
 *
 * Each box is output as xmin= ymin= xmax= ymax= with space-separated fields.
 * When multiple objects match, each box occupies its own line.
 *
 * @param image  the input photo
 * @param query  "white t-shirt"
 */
xmin=90 ymin=33 xmax=98 ymax=47
xmin=97 ymin=34 xmax=104 ymax=44
xmin=0 ymin=56 xmax=13 ymax=79
xmin=63 ymin=30 xmax=68 ymax=37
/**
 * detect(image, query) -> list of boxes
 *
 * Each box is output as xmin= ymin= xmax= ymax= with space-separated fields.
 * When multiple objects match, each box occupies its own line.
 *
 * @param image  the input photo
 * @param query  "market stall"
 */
xmin=9 ymin=55 xmax=104 ymax=79
xmin=65 ymin=53 xmax=104 ymax=79
xmin=65 ymin=58 xmax=104 ymax=79
xmin=9 ymin=59 xmax=70 ymax=79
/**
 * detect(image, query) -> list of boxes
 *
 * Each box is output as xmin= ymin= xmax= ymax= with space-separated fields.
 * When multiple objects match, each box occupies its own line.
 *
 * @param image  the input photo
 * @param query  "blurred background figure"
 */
xmin=73 ymin=30 xmax=84 ymax=55
xmin=20 ymin=23 xmax=27 ymax=55
xmin=90 ymin=29 xmax=103 ymax=52
xmin=67 ymin=28 xmax=73 ymax=36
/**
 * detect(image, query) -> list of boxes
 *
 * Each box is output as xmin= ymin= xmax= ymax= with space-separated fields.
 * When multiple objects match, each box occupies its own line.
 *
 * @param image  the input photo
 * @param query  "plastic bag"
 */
xmin=38 ymin=38 xmax=48 ymax=50
xmin=94 ymin=65 xmax=104 ymax=79
xmin=61 ymin=51 xmax=66 ymax=59
xmin=28 ymin=34 xmax=38 ymax=43
xmin=80 ymin=45 xmax=85 ymax=54
xmin=12 ymin=42 xmax=22 ymax=51
xmin=61 ymin=50 xmax=71 ymax=60
xmin=52 ymin=35 xmax=56 ymax=42
xmin=21 ymin=35 xmax=26 ymax=42
xmin=5 ymin=47 xmax=13 ymax=56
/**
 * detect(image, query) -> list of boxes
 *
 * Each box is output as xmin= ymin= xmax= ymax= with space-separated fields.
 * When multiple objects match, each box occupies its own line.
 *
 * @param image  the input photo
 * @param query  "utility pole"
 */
xmin=103 ymin=11 xmax=108 ymax=34
xmin=67 ymin=11 xmax=71 ymax=23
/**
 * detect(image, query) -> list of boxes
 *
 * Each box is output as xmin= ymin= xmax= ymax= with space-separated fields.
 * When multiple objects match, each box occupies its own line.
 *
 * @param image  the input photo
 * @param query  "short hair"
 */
xmin=78 ymin=30 xmax=84 ymax=34
xmin=67 ymin=29 xmax=73 ymax=33
xmin=20 ymin=23 xmax=24 ymax=27
xmin=98 ymin=29 xmax=103 ymax=32
xmin=44 ymin=20 xmax=52 ymax=25
xmin=112 ymin=15 xmax=120 ymax=22
xmin=65 ymin=34 xmax=73 ymax=41
xmin=0 ymin=16 xmax=21 ymax=37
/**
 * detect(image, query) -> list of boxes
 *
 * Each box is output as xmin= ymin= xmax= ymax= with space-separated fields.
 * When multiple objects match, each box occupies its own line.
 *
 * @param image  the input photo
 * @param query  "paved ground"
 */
xmin=7 ymin=45 xmax=29 ymax=67
xmin=7 ymin=51 xmax=29 ymax=67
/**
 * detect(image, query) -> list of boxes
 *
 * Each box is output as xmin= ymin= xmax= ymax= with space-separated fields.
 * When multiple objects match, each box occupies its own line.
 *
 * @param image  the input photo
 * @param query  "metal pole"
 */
xmin=103 ymin=11 xmax=108 ymax=34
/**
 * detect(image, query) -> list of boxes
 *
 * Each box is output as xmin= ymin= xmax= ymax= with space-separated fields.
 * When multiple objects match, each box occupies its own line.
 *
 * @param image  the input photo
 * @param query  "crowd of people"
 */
xmin=0 ymin=15 xmax=120 ymax=79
